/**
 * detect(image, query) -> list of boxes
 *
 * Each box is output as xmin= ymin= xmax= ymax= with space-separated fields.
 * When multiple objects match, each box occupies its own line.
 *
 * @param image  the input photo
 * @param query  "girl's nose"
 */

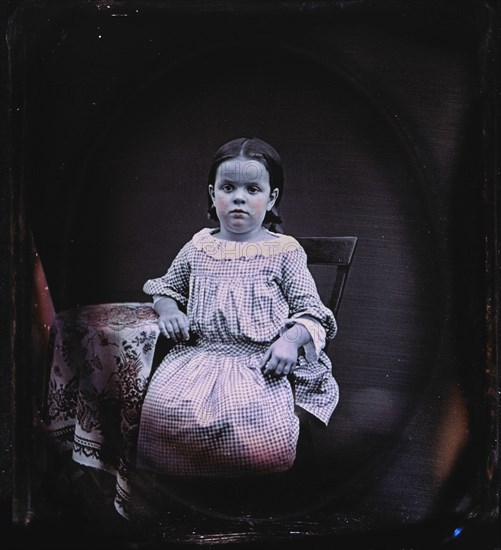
xmin=233 ymin=190 xmax=245 ymax=203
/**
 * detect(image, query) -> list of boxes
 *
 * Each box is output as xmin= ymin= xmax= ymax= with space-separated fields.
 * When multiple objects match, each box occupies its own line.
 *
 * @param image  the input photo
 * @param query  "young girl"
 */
xmin=136 ymin=137 xmax=339 ymax=480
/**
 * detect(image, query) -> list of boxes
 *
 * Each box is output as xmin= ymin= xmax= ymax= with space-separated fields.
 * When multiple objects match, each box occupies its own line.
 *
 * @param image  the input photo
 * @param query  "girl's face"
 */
xmin=209 ymin=156 xmax=279 ymax=241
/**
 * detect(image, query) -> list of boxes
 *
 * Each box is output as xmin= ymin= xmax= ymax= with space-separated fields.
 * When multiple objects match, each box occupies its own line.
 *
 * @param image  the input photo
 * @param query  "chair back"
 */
xmin=297 ymin=236 xmax=358 ymax=318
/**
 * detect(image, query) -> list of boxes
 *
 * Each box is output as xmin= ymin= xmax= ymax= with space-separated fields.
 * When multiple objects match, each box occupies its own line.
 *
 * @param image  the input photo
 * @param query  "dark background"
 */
xmin=2 ymin=1 xmax=499 ymax=548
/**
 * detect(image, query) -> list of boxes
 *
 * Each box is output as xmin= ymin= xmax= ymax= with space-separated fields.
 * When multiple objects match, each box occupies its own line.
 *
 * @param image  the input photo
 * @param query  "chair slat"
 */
xmin=296 ymin=236 xmax=357 ymax=265
xmin=297 ymin=236 xmax=358 ymax=320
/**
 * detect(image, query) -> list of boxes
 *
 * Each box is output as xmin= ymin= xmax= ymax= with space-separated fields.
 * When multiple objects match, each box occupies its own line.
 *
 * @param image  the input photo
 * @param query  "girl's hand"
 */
xmin=158 ymin=309 xmax=190 ymax=342
xmin=260 ymin=336 xmax=300 ymax=376
xmin=155 ymin=298 xmax=190 ymax=342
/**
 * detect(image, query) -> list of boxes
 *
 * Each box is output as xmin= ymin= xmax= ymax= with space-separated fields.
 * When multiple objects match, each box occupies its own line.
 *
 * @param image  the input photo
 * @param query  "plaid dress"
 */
xmin=136 ymin=228 xmax=338 ymax=477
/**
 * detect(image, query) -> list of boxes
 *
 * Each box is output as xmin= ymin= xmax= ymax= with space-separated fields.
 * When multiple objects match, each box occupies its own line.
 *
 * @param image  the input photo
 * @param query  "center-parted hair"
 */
xmin=207 ymin=137 xmax=284 ymax=227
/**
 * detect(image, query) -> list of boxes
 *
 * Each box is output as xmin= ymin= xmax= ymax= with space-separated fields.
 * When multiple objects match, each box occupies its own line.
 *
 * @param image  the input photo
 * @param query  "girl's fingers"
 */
xmin=158 ymin=319 xmax=169 ymax=336
xmin=163 ymin=321 xmax=172 ymax=339
xmin=276 ymin=360 xmax=293 ymax=376
xmin=263 ymin=358 xmax=278 ymax=375
xmin=158 ymin=315 xmax=190 ymax=341
xmin=170 ymin=319 xmax=183 ymax=341
xmin=283 ymin=362 xmax=294 ymax=376
xmin=260 ymin=348 xmax=272 ymax=369
xmin=177 ymin=317 xmax=190 ymax=341
xmin=158 ymin=320 xmax=169 ymax=338
xmin=179 ymin=325 xmax=190 ymax=341
xmin=165 ymin=321 xmax=178 ymax=341
xmin=274 ymin=361 xmax=285 ymax=376
xmin=174 ymin=316 xmax=190 ymax=341
xmin=265 ymin=360 xmax=295 ymax=377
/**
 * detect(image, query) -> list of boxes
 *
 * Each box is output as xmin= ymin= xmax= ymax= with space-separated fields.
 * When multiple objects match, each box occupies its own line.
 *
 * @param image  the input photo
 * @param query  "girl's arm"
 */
xmin=261 ymin=243 xmax=337 ymax=375
xmin=280 ymin=244 xmax=337 ymax=347
xmin=144 ymin=241 xmax=192 ymax=342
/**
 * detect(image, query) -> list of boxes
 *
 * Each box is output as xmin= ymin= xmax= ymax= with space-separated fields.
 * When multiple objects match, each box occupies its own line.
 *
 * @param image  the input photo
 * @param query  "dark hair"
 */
xmin=207 ymin=137 xmax=284 ymax=228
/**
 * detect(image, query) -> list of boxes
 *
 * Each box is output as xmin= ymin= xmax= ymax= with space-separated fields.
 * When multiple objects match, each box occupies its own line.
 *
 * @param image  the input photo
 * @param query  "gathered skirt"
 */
xmin=136 ymin=340 xmax=300 ymax=477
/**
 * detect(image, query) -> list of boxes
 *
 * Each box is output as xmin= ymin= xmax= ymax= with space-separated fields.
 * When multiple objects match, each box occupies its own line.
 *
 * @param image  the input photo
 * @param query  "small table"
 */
xmin=44 ymin=302 xmax=161 ymax=517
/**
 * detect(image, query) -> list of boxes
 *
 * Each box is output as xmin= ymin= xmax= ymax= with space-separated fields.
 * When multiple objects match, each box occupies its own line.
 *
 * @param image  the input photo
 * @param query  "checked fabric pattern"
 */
xmin=137 ymin=228 xmax=339 ymax=477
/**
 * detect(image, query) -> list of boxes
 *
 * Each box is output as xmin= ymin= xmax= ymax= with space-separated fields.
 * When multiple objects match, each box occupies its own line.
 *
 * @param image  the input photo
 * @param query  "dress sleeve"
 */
xmin=280 ymin=244 xmax=337 ymax=360
xmin=143 ymin=241 xmax=191 ymax=307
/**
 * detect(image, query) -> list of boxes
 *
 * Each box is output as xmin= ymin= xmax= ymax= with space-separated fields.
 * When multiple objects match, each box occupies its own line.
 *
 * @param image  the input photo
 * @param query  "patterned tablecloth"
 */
xmin=44 ymin=302 xmax=161 ymax=516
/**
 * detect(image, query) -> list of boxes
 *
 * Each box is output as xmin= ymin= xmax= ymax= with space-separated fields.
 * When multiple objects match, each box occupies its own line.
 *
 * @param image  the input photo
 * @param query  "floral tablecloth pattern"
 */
xmin=44 ymin=302 xmax=160 ymax=516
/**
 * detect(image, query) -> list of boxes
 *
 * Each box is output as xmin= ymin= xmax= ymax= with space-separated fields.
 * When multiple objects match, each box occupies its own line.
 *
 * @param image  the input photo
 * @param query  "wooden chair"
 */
xmin=290 ymin=236 xmax=357 ymax=474
xmin=297 ymin=236 xmax=358 ymax=349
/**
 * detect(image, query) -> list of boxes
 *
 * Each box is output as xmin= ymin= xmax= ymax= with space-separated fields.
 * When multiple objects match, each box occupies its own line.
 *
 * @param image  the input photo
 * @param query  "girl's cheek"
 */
xmin=215 ymin=195 xmax=227 ymax=207
xmin=257 ymin=196 xmax=269 ymax=208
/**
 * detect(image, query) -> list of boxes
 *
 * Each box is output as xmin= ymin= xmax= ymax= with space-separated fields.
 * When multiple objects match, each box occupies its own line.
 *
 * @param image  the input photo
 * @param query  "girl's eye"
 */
xmin=248 ymin=186 xmax=260 ymax=194
xmin=221 ymin=184 xmax=233 ymax=192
